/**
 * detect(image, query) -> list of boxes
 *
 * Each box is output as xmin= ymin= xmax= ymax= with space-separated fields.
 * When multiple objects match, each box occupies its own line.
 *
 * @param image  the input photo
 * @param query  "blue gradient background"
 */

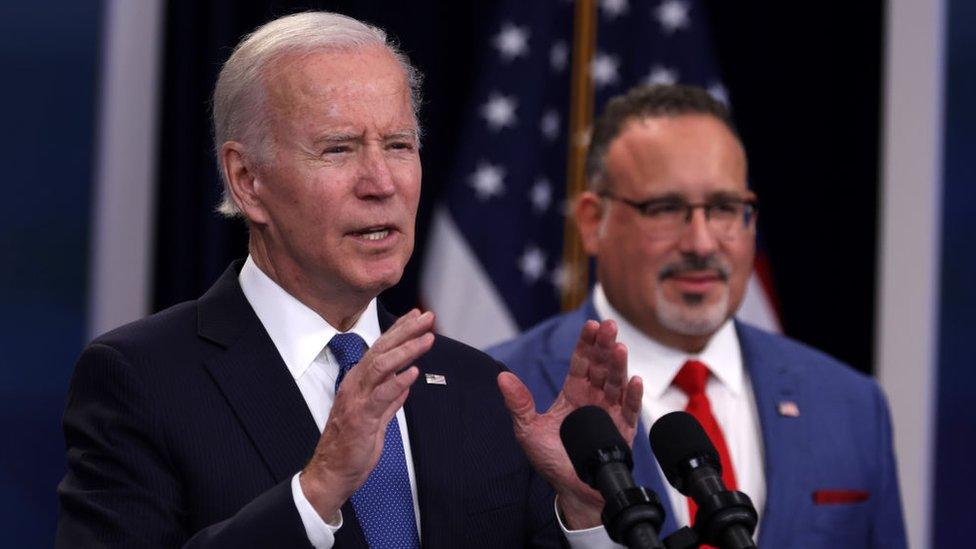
xmin=0 ymin=2 xmax=101 ymax=545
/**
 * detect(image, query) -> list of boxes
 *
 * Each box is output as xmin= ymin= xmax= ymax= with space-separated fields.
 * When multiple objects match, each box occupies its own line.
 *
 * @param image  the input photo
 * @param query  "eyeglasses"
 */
xmin=599 ymin=191 xmax=758 ymax=240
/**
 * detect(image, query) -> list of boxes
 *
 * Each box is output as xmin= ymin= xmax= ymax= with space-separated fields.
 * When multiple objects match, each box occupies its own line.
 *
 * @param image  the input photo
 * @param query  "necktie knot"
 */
xmin=329 ymin=332 xmax=368 ymax=391
xmin=674 ymin=359 xmax=710 ymax=397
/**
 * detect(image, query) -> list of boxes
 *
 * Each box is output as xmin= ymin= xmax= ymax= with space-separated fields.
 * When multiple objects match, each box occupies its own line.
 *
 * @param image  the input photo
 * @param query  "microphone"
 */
xmin=649 ymin=411 xmax=758 ymax=549
xmin=560 ymin=405 xmax=665 ymax=549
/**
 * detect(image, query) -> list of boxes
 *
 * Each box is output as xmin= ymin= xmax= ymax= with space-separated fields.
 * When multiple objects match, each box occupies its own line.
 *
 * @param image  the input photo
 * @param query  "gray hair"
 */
xmin=212 ymin=11 xmax=424 ymax=217
xmin=585 ymin=84 xmax=738 ymax=192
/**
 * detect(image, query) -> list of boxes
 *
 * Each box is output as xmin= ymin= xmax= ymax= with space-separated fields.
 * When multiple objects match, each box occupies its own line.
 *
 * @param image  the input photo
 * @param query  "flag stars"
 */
xmin=481 ymin=93 xmax=518 ymax=131
xmin=469 ymin=162 xmax=506 ymax=201
xmin=494 ymin=23 xmax=530 ymax=61
xmin=601 ymin=0 xmax=630 ymax=19
xmin=655 ymin=0 xmax=691 ymax=33
xmin=529 ymin=178 xmax=553 ymax=213
xmin=519 ymin=246 xmax=548 ymax=283
xmin=591 ymin=52 xmax=620 ymax=87
xmin=551 ymin=264 xmax=572 ymax=292
xmin=708 ymin=82 xmax=729 ymax=105
xmin=540 ymin=109 xmax=561 ymax=141
xmin=645 ymin=65 xmax=679 ymax=86
xmin=550 ymin=41 xmax=568 ymax=72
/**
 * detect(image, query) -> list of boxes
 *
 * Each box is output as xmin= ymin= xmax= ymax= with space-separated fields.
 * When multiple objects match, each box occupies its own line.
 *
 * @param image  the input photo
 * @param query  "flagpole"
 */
xmin=561 ymin=0 xmax=597 ymax=311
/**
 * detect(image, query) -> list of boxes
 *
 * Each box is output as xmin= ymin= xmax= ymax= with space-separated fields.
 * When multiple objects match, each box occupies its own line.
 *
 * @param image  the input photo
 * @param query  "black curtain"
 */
xmin=154 ymin=0 xmax=883 ymax=373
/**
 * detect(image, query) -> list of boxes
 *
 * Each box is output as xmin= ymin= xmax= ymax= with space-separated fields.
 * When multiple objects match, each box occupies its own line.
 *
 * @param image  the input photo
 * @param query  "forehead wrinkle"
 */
xmin=265 ymin=49 xmax=416 ymax=147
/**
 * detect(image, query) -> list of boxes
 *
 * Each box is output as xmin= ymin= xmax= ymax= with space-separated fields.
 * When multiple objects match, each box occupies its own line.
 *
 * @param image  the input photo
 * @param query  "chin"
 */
xmin=655 ymin=288 xmax=730 ymax=337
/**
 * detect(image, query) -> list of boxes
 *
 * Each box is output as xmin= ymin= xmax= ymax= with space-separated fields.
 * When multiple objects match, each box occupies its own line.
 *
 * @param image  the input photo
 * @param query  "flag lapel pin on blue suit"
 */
xmin=778 ymin=401 xmax=800 ymax=417
xmin=425 ymin=373 xmax=447 ymax=385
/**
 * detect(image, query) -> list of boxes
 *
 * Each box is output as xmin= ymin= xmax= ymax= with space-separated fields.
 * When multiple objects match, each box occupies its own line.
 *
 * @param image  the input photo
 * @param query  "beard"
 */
xmin=654 ymin=254 xmax=731 ymax=336
xmin=655 ymin=284 xmax=729 ymax=336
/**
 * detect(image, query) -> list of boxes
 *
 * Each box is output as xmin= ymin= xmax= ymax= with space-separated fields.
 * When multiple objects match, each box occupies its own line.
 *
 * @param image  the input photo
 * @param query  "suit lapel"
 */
xmin=545 ymin=300 xmax=679 ymax=534
xmin=737 ymin=323 xmax=807 ymax=547
xmin=198 ymin=262 xmax=320 ymax=483
xmin=632 ymin=418 xmax=679 ymax=535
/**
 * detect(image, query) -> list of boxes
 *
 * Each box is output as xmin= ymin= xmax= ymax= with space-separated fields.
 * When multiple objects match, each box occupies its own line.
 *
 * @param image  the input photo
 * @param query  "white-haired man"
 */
xmin=57 ymin=12 xmax=640 ymax=549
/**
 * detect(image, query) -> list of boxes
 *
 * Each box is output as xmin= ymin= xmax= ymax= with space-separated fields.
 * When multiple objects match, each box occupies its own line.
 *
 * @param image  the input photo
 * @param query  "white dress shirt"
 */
xmin=593 ymin=284 xmax=766 ymax=533
xmin=239 ymin=257 xmax=420 ymax=548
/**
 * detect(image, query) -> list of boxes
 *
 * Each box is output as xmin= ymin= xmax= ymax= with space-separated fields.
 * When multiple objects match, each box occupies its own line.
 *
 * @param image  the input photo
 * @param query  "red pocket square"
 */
xmin=812 ymin=489 xmax=870 ymax=504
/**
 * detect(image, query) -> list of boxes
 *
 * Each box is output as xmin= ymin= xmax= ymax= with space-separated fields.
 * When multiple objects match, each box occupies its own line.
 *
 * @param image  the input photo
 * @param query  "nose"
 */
xmin=677 ymin=207 xmax=719 ymax=256
xmin=355 ymin=145 xmax=396 ymax=199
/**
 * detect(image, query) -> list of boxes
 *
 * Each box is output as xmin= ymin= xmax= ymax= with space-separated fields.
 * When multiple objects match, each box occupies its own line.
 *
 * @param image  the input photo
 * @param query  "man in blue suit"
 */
xmin=57 ymin=12 xmax=642 ymax=548
xmin=490 ymin=84 xmax=907 ymax=548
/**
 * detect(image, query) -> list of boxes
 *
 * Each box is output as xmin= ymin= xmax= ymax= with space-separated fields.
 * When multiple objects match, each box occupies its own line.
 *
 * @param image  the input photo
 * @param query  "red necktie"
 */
xmin=673 ymin=359 xmax=738 ymax=539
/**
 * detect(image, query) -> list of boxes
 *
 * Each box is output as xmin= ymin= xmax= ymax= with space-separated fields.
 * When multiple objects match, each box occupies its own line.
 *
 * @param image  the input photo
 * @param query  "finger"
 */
xmin=593 ymin=319 xmax=618 ymax=350
xmin=366 ymin=365 xmax=420 ymax=417
xmin=370 ymin=310 xmax=434 ymax=354
xmin=359 ymin=332 xmax=434 ymax=389
xmin=622 ymin=375 xmax=643 ymax=430
xmin=601 ymin=342 xmax=628 ymax=404
xmin=567 ymin=320 xmax=601 ymax=380
xmin=497 ymin=371 xmax=537 ymax=428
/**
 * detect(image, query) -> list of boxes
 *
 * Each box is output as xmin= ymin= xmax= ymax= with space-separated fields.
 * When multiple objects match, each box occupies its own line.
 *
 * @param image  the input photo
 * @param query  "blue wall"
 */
xmin=0 ymin=2 xmax=101 ymax=545
xmin=933 ymin=0 xmax=976 ymax=545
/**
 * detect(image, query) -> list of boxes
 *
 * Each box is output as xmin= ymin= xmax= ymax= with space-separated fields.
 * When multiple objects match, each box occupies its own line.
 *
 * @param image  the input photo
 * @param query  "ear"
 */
xmin=220 ymin=141 xmax=270 ymax=225
xmin=574 ymin=191 xmax=605 ymax=256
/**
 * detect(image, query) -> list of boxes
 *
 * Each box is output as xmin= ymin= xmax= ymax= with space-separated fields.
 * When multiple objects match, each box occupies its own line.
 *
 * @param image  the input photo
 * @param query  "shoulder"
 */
xmin=487 ymin=307 xmax=590 ymax=366
xmin=737 ymin=321 xmax=884 ymax=400
xmin=91 ymin=300 xmax=200 ymax=356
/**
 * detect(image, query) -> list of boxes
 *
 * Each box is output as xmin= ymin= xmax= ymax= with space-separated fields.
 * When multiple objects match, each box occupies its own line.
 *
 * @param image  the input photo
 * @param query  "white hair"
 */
xmin=211 ymin=11 xmax=423 ymax=217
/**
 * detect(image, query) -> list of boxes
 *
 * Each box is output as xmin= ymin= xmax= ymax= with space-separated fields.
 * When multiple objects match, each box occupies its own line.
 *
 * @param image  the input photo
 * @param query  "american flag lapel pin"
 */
xmin=425 ymin=373 xmax=447 ymax=386
xmin=777 ymin=400 xmax=800 ymax=418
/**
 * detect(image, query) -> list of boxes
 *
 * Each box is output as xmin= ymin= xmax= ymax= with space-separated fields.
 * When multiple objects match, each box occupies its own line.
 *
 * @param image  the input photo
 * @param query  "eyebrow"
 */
xmin=637 ymin=190 xmax=751 ymax=203
xmin=312 ymin=129 xmax=419 ymax=144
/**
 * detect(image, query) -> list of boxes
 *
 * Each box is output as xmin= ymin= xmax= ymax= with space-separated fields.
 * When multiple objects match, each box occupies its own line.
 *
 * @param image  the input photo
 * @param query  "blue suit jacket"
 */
xmin=57 ymin=262 xmax=562 ymax=548
xmin=488 ymin=299 xmax=907 ymax=548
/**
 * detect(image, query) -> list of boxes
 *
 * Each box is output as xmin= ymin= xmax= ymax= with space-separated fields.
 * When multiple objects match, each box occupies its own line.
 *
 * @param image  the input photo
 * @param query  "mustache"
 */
xmin=658 ymin=255 xmax=731 ymax=282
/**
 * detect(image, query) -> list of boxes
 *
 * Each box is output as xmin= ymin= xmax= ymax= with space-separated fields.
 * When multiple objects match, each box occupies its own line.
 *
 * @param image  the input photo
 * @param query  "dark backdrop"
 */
xmin=154 ymin=0 xmax=883 ymax=373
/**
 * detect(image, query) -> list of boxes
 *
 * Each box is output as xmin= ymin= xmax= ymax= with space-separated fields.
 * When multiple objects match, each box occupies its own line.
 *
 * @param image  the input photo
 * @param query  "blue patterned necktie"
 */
xmin=328 ymin=332 xmax=420 ymax=549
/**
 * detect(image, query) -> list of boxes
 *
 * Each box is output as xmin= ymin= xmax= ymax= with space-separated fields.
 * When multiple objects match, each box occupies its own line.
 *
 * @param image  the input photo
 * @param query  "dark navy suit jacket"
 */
xmin=488 ymin=298 xmax=907 ymax=548
xmin=57 ymin=262 xmax=562 ymax=548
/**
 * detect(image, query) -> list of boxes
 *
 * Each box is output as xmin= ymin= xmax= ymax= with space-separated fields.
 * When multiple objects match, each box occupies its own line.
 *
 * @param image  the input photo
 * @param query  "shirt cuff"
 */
xmin=555 ymin=497 xmax=624 ymax=549
xmin=291 ymin=472 xmax=343 ymax=548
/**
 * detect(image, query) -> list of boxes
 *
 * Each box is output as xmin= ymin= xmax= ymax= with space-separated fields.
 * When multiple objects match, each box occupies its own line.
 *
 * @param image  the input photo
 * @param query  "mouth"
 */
xmin=348 ymin=225 xmax=399 ymax=244
xmin=666 ymin=271 xmax=725 ymax=293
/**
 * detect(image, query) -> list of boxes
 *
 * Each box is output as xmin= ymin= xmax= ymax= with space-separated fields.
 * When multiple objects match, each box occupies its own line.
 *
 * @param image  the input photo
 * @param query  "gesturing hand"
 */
xmin=498 ymin=319 xmax=643 ymax=529
xmin=300 ymin=309 xmax=435 ymax=519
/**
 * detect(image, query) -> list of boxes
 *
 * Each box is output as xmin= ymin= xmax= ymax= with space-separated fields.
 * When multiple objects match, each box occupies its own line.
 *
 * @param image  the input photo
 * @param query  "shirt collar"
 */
xmin=239 ymin=255 xmax=381 ymax=380
xmin=592 ymin=283 xmax=744 ymax=400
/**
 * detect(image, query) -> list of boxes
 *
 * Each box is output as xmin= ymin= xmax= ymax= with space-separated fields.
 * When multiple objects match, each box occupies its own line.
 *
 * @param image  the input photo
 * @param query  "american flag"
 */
xmin=421 ymin=0 xmax=779 ymax=349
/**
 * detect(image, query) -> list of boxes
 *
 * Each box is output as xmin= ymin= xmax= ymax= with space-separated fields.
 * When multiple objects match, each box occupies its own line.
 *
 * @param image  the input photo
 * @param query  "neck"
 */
xmin=248 ymin=236 xmax=371 ymax=331
xmin=648 ymin=328 xmax=712 ymax=354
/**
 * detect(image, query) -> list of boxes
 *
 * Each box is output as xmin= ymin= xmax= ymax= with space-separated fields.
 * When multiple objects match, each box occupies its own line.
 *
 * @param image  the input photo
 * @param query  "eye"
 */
xmin=323 ymin=144 xmax=351 ymax=155
xmin=387 ymin=140 xmax=416 ymax=152
xmin=644 ymin=202 xmax=685 ymax=217
xmin=710 ymin=201 xmax=741 ymax=215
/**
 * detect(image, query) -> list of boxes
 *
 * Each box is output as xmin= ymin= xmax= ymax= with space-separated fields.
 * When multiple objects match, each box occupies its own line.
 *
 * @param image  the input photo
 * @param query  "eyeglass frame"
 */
xmin=597 ymin=190 xmax=759 ymax=240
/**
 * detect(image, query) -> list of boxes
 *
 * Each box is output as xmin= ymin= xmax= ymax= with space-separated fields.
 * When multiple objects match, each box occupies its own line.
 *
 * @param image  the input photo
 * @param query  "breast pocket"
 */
xmin=808 ymin=499 xmax=872 ymax=548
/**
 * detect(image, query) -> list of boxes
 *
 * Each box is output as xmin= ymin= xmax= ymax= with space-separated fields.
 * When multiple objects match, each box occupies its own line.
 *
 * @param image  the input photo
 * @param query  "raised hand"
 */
xmin=300 ymin=309 xmax=435 ymax=519
xmin=498 ymin=319 xmax=643 ymax=529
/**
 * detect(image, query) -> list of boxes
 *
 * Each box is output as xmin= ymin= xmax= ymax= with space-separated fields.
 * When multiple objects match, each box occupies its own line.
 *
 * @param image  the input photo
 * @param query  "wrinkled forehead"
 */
xmin=263 ymin=46 xmax=414 ymax=128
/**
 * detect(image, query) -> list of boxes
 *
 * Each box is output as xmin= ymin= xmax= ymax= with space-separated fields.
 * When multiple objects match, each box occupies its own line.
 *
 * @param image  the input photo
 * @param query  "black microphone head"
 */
xmin=560 ymin=405 xmax=633 ymax=487
xmin=649 ymin=411 xmax=721 ymax=494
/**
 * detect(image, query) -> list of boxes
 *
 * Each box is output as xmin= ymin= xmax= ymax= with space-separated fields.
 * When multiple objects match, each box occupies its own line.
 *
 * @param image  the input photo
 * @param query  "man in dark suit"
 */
xmin=57 ymin=12 xmax=641 ymax=548
xmin=489 ymin=84 xmax=908 ymax=548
